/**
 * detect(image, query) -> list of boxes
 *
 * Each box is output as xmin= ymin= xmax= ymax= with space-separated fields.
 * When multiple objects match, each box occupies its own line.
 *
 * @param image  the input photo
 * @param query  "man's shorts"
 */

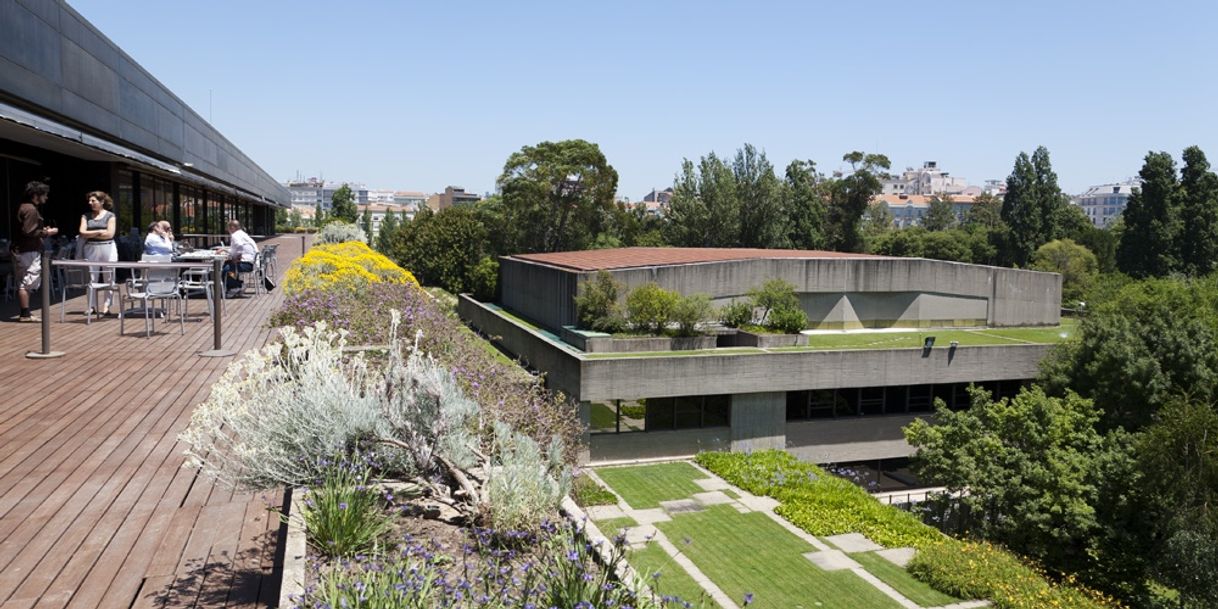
xmin=16 ymin=251 xmax=41 ymax=291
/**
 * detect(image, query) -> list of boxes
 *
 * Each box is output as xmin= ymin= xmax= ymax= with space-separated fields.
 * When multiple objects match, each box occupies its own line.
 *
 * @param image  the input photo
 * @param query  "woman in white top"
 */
xmin=78 ymin=191 xmax=118 ymax=315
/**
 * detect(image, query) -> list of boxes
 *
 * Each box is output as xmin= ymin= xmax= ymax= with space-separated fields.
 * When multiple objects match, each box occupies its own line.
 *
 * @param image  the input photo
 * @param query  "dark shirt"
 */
xmin=15 ymin=202 xmax=44 ymax=253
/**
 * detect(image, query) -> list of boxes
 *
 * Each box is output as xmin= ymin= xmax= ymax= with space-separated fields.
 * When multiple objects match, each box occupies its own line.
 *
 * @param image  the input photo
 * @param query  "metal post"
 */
xmin=198 ymin=257 xmax=236 ymax=357
xmin=26 ymin=256 xmax=65 ymax=359
xmin=300 ymin=233 xmax=306 ymax=254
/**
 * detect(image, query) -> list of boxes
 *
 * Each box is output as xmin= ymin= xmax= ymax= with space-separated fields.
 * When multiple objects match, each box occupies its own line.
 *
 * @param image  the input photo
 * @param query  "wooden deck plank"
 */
xmin=0 ymin=236 xmax=304 ymax=609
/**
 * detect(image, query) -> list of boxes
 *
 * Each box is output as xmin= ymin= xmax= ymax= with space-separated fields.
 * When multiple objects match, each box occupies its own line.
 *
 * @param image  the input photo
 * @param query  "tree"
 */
xmin=384 ymin=206 xmax=489 ymax=294
xmin=313 ymin=201 xmax=325 ymax=227
xmin=376 ymin=208 xmax=399 ymax=254
xmin=868 ymin=227 xmax=977 ymax=263
xmin=924 ymin=194 xmax=957 ymax=231
xmin=862 ymin=200 xmax=895 ymax=246
xmin=625 ymin=283 xmax=679 ymax=334
xmin=287 ymin=207 xmax=303 ymax=230
xmin=1030 ymin=239 xmax=1098 ymax=305
xmin=498 ymin=139 xmax=618 ymax=253
xmin=905 ymin=385 xmax=1115 ymax=574
xmin=782 ymin=160 xmax=828 ymax=250
xmin=664 ymin=153 xmax=740 ymax=247
xmin=574 ymin=271 xmax=625 ymax=332
xmin=964 ymin=192 xmax=1003 ymax=230
xmin=360 ymin=208 xmax=373 ymax=243
xmin=1116 ymin=151 xmax=1181 ymax=278
xmin=331 ymin=184 xmax=358 ymax=224
xmin=1000 ymin=146 xmax=1069 ymax=266
xmin=733 ymin=144 xmax=785 ymax=248
xmin=1178 ymin=146 xmax=1218 ymax=276
xmin=827 ymin=151 xmax=890 ymax=252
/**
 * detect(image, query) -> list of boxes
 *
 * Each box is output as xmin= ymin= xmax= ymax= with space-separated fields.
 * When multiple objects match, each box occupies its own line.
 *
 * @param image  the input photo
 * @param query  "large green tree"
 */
xmin=1178 ymin=146 xmax=1218 ymax=277
xmin=384 ymin=206 xmax=489 ymax=294
xmin=733 ymin=144 xmax=785 ymax=248
xmin=330 ymin=184 xmax=358 ymax=224
xmin=498 ymin=139 xmax=618 ymax=253
xmin=664 ymin=153 xmax=741 ymax=247
xmin=1116 ymin=151 xmax=1181 ymax=277
xmin=375 ymin=208 xmax=399 ymax=254
xmin=781 ymin=160 xmax=828 ymax=250
xmin=826 ymin=151 xmax=890 ymax=252
xmin=924 ymin=194 xmax=957 ymax=231
xmin=1030 ymin=239 xmax=1098 ymax=305
xmin=1000 ymin=146 xmax=1069 ymax=266
xmin=964 ymin=192 xmax=1003 ymax=230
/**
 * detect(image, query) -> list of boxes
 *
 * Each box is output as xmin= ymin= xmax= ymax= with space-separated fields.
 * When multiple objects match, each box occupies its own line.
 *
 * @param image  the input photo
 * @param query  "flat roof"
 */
xmin=508 ymin=247 xmax=888 ymax=271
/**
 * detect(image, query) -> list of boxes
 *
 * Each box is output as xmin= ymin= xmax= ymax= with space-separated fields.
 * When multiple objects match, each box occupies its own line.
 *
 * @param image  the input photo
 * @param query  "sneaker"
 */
xmin=17 ymin=315 xmax=40 ymax=323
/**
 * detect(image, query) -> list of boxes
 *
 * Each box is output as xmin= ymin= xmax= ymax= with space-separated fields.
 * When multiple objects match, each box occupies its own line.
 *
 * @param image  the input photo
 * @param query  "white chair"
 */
xmin=237 ymin=252 xmax=264 ymax=297
xmin=121 ymin=265 xmax=184 ymax=337
xmin=180 ymin=267 xmax=219 ymax=318
xmin=85 ymin=267 xmax=119 ymax=325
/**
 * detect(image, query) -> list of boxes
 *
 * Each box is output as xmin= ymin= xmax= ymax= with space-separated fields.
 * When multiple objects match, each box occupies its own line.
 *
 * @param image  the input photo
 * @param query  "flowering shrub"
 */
xmin=316 ymin=221 xmax=368 ymax=245
xmin=697 ymin=450 xmax=1124 ymax=609
xmin=297 ymin=522 xmax=674 ymax=609
xmin=298 ymin=455 xmax=393 ymax=558
xmin=283 ymin=241 xmax=418 ymax=295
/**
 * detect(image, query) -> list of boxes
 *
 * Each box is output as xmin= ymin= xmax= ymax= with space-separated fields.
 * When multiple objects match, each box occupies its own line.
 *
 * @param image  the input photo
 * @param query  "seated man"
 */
xmin=223 ymin=219 xmax=258 ymax=298
xmin=143 ymin=220 xmax=174 ymax=256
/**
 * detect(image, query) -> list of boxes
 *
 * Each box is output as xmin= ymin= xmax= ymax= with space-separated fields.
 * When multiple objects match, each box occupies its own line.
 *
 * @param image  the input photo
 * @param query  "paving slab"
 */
xmin=825 ymin=532 xmax=884 ymax=553
xmin=804 ymin=549 xmax=860 ymax=571
xmin=876 ymin=547 xmax=917 ymax=567
xmin=660 ymin=498 xmax=705 ymax=514
xmin=693 ymin=477 xmax=731 ymax=491
xmin=585 ymin=505 xmax=627 ymax=520
xmin=623 ymin=525 xmax=659 ymax=545
xmin=736 ymin=494 xmax=780 ymax=512
xmin=691 ymin=491 xmax=735 ymax=506
xmin=631 ymin=508 xmax=673 ymax=525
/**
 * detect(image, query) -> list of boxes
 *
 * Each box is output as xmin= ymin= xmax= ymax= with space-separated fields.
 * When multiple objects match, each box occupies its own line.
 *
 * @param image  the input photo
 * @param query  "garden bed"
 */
xmin=561 ymin=326 xmax=717 ymax=352
xmin=717 ymin=327 xmax=806 ymax=348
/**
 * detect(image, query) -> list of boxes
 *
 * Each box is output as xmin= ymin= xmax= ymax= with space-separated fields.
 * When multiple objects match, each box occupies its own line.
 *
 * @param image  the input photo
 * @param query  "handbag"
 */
xmin=263 ymin=275 xmax=277 ymax=292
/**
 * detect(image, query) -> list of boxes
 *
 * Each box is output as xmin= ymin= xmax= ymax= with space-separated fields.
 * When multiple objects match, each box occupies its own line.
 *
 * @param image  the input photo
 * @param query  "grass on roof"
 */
xmin=852 ymin=551 xmax=960 ymax=607
xmin=656 ymin=505 xmax=902 ymax=609
xmin=592 ymin=516 xmax=637 ymax=533
xmin=594 ymin=462 xmax=707 ymax=509
xmin=629 ymin=542 xmax=722 ymax=609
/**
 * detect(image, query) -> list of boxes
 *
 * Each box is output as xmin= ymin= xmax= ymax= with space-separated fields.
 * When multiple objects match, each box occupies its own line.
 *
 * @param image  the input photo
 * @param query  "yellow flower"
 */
xmin=283 ymin=240 xmax=419 ymax=295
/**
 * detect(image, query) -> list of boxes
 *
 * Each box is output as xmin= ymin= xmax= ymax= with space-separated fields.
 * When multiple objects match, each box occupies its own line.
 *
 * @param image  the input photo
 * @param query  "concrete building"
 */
xmin=286 ymin=178 xmax=369 ymax=212
xmin=458 ymin=247 xmax=1061 ymax=465
xmin=356 ymin=202 xmax=412 ymax=240
xmin=425 ymin=186 xmax=480 ymax=211
xmin=1072 ymin=179 xmax=1139 ymax=228
xmin=0 ymin=0 xmax=287 ymax=240
xmin=393 ymin=190 xmax=426 ymax=210
xmin=873 ymin=194 xmax=977 ymax=228
xmin=882 ymin=161 xmax=970 ymax=196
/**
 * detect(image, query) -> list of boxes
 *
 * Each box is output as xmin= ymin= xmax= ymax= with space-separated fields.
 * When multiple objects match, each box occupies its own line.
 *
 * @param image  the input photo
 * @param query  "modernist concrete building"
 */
xmin=459 ymin=247 xmax=1064 ymax=470
xmin=0 ymin=0 xmax=287 ymax=247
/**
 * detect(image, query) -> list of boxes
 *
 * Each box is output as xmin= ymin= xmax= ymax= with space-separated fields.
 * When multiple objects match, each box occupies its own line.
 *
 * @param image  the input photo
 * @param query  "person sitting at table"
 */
xmin=223 ymin=219 xmax=258 ymax=298
xmin=79 ymin=191 xmax=117 ymax=316
xmin=143 ymin=220 xmax=174 ymax=256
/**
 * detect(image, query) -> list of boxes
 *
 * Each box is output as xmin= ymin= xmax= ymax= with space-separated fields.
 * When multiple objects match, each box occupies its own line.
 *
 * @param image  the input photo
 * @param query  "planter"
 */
xmin=718 ymin=328 xmax=806 ymax=348
xmin=561 ymin=326 xmax=717 ymax=353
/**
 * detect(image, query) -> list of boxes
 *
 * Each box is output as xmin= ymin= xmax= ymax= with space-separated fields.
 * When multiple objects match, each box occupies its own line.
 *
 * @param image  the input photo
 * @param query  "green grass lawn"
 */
xmin=629 ymin=542 xmax=721 ymax=609
xmin=657 ymin=505 xmax=902 ymax=609
xmin=595 ymin=462 xmax=707 ymax=509
xmin=852 ymin=551 xmax=960 ymax=607
xmin=592 ymin=516 xmax=637 ymax=533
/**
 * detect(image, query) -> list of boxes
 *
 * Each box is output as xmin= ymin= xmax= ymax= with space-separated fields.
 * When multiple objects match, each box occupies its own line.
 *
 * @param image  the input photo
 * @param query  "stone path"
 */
xmin=589 ymin=460 xmax=992 ymax=609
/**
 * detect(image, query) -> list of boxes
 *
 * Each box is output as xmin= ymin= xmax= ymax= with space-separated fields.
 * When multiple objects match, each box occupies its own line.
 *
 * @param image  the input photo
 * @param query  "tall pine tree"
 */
xmin=1178 ymin=146 xmax=1218 ymax=276
xmin=1117 ymin=152 xmax=1181 ymax=278
xmin=782 ymin=160 xmax=827 ymax=250
xmin=1001 ymin=146 xmax=1068 ymax=266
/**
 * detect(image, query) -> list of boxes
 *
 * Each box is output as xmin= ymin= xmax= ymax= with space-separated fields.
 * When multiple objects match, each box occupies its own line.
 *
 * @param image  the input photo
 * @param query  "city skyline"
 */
xmin=69 ymin=0 xmax=1218 ymax=199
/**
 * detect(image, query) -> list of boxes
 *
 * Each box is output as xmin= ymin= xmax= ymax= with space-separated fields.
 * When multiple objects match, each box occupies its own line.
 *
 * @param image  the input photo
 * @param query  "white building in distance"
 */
xmin=1072 ymin=179 xmax=1140 ymax=228
xmin=883 ymin=161 xmax=976 ymax=196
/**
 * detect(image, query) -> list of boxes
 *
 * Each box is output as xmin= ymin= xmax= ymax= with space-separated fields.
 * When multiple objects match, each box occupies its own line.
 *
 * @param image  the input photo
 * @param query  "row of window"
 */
xmin=113 ymin=169 xmax=266 ymax=237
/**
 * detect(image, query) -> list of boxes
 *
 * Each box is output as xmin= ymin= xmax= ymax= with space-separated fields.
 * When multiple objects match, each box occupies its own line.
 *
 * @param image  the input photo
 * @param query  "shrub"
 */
xmin=469 ymin=255 xmax=498 ymax=301
xmin=298 ymin=455 xmax=393 ymax=558
xmin=483 ymin=421 xmax=570 ymax=532
xmin=626 ymin=282 xmax=679 ymax=334
xmin=748 ymin=278 xmax=799 ymax=322
xmin=574 ymin=270 xmax=625 ymax=332
xmin=719 ymin=301 xmax=755 ymax=328
xmin=671 ymin=293 xmax=712 ymax=336
xmin=283 ymin=241 xmax=418 ymax=295
xmin=316 ymin=221 xmax=368 ymax=245
xmin=572 ymin=473 xmax=618 ymax=507
xmin=766 ymin=306 xmax=808 ymax=334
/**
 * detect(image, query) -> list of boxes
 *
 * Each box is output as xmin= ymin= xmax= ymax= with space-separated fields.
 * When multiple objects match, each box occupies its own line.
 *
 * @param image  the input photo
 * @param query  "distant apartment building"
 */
xmin=357 ymin=203 xmax=414 ymax=240
xmin=394 ymin=191 xmax=427 ymax=211
xmin=882 ymin=161 xmax=971 ymax=196
xmin=1072 ymin=180 xmax=1139 ymax=228
xmin=367 ymin=189 xmax=397 ymax=203
xmin=426 ymin=186 xmax=481 ymax=211
xmin=286 ymin=178 xmax=369 ymax=211
xmin=874 ymin=194 xmax=978 ymax=228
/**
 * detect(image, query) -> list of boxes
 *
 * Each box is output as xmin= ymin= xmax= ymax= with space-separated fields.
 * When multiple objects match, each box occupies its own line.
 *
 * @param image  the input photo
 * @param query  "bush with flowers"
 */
xmin=283 ymin=241 xmax=418 ymax=295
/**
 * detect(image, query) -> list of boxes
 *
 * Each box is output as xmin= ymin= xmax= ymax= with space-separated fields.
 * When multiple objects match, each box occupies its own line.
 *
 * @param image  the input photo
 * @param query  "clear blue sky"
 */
xmin=70 ymin=0 xmax=1218 ymax=199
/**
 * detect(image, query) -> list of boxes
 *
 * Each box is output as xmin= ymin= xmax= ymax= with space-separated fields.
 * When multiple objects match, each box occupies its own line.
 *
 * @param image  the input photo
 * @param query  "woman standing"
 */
xmin=78 ymin=191 xmax=117 ymax=316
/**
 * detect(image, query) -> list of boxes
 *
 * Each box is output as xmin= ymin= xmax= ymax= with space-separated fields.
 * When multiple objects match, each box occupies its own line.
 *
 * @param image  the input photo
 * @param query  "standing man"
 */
xmin=223 ymin=219 xmax=257 ymax=298
xmin=13 ymin=181 xmax=58 ymax=322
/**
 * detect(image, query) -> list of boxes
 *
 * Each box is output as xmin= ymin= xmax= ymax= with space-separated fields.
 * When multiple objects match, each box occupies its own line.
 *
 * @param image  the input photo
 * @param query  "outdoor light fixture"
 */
xmin=949 ymin=340 xmax=959 ymax=348
xmin=923 ymin=336 xmax=936 ymax=349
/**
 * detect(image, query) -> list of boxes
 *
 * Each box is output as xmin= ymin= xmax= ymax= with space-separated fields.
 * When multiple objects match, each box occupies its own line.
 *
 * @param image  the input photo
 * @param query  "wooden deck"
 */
xmin=0 ymin=235 xmax=308 ymax=609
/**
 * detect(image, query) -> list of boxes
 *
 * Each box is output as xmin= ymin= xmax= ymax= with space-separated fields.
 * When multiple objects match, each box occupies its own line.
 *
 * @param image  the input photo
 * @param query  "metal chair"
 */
xmin=237 ymin=252 xmax=264 ymax=297
xmin=180 ymin=267 xmax=219 ymax=318
xmin=121 ymin=266 xmax=184 ymax=336
xmin=59 ymin=266 xmax=91 ymax=322
xmin=86 ymin=267 xmax=120 ymax=325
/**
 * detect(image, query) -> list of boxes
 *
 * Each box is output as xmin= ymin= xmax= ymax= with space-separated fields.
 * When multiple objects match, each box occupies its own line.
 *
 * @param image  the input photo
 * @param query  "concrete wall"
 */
xmin=505 ymin=256 xmax=1060 ymax=333
xmin=786 ymin=415 xmax=923 ymax=463
xmin=730 ymin=392 xmax=786 ymax=452
xmin=580 ymin=344 xmax=1050 ymax=403
xmin=456 ymin=296 xmax=582 ymax=400
xmin=589 ymin=428 xmax=729 ymax=463
xmin=0 ymin=0 xmax=288 ymax=204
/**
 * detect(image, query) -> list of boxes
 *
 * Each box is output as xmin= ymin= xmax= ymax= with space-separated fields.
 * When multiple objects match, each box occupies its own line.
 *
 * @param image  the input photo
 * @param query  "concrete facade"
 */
xmin=499 ymin=253 xmax=1061 ymax=334
xmin=0 ymin=0 xmax=287 ymax=205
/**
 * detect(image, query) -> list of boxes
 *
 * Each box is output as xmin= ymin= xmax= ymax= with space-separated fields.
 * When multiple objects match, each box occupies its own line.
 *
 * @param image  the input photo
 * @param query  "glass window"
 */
xmin=674 ymin=396 xmax=703 ymax=429
xmin=786 ymin=391 xmax=809 ymax=420
xmin=646 ymin=398 xmax=675 ymax=430
xmin=589 ymin=401 xmax=618 ymax=435
xmin=809 ymin=389 xmax=837 ymax=419
xmin=860 ymin=387 xmax=885 ymax=416
xmin=884 ymin=386 xmax=907 ymax=415
xmin=619 ymin=400 xmax=646 ymax=432
xmin=908 ymin=385 xmax=934 ymax=413
xmin=836 ymin=388 xmax=860 ymax=417
xmin=703 ymin=395 xmax=730 ymax=427
xmin=114 ymin=169 xmax=134 ymax=235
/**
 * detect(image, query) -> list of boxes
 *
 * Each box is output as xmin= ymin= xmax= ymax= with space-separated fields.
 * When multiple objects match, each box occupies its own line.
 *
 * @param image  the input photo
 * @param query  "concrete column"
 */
xmin=730 ymin=392 xmax=787 ymax=452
